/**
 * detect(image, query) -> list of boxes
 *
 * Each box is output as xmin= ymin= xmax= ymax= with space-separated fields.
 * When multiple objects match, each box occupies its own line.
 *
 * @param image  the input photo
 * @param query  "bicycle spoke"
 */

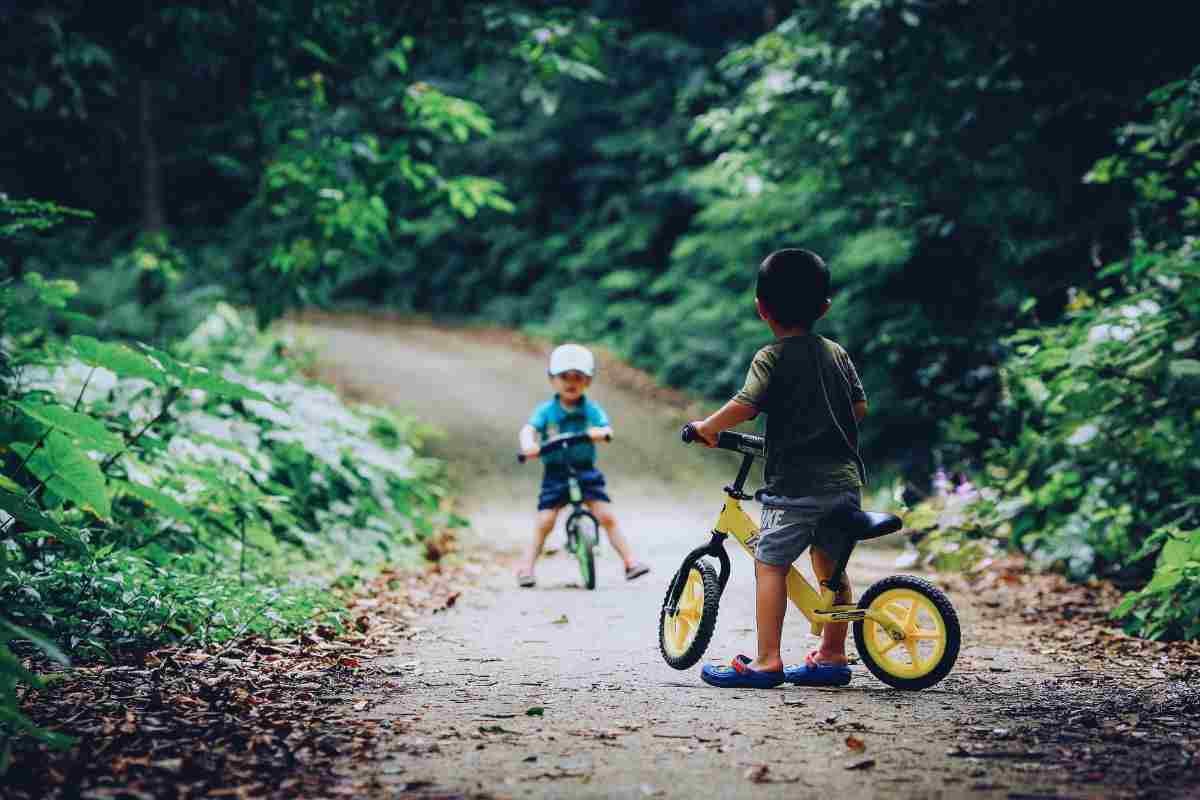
xmin=883 ymin=602 xmax=907 ymax=627
xmin=903 ymin=599 xmax=919 ymax=631
xmin=903 ymin=639 xmax=921 ymax=668
xmin=909 ymin=629 xmax=941 ymax=640
xmin=874 ymin=634 xmax=902 ymax=658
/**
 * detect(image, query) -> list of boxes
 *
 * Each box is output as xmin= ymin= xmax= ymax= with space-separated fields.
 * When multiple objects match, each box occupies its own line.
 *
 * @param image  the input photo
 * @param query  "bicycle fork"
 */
xmin=664 ymin=531 xmax=732 ymax=615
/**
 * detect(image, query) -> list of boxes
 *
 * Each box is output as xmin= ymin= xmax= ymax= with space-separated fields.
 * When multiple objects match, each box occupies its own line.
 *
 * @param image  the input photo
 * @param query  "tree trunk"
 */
xmin=137 ymin=76 xmax=165 ymax=234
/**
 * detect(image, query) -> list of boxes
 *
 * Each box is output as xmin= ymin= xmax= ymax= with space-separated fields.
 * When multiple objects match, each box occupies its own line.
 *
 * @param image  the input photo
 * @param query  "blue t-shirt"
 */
xmin=527 ymin=395 xmax=610 ymax=468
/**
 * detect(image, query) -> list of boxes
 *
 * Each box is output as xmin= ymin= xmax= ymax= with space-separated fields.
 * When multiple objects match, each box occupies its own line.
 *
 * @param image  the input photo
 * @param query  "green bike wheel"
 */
xmin=567 ymin=511 xmax=599 ymax=590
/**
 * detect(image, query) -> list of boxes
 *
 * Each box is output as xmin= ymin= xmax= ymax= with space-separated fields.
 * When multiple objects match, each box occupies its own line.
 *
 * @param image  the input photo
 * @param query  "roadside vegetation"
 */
xmin=1 ymin=197 xmax=462 ymax=760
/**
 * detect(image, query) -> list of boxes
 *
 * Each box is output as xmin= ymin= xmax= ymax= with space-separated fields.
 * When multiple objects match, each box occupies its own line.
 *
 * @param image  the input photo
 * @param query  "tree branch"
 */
xmin=100 ymin=386 xmax=179 ymax=474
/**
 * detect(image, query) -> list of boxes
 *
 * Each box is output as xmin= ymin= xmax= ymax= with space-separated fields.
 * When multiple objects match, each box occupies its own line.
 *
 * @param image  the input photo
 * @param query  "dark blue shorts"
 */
xmin=537 ymin=467 xmax=610 ymax=511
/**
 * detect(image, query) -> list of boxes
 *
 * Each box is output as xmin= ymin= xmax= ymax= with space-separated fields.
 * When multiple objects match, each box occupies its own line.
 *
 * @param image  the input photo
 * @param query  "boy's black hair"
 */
xmin=756 ymin=248 xmax=830 ymax=328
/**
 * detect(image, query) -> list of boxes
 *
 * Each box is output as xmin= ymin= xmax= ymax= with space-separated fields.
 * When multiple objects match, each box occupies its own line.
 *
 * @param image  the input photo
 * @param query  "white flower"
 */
xmin=1087 ymin=323 xmax=1134 ymax=343
xmin=763 ymin=69 xmax=793 ymax=94
xmin=1068 ymin=424 xmax=1099 ymax=446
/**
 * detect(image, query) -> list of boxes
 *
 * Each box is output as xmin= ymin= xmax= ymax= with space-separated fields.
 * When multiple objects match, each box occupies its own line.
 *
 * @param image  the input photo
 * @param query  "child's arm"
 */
xmin=838 ymin=346 xmax=868 ymax=425
xmin=519 ymin=424 xmax=541 ymax=459
xmin=689 ymin=399 xmax=758 ymax=447
xmin=585 ymin=400 xmax=613 ymax=442
xmin=688 ymin=347 xmax=770 ymax=446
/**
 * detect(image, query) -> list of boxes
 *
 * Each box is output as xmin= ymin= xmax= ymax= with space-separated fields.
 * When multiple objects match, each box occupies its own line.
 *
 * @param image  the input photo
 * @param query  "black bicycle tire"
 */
xmin=567 ymin=510 xmax=599 ymax=590
xmin=658 ymin=559 xmax=721 ymax=670
xmin=852 ymin=574 xmax=961 ymax=690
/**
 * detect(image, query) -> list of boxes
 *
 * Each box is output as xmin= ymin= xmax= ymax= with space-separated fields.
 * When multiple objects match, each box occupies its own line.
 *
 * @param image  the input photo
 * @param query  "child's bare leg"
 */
xmin=752 ymin=560 xmax=789 ymax=672
xmin=809 ymin=545 xmax=852 ymax=666
xmin=519 ymin=508 xmax=559 ymax=575
xmin=584 ymin=500 xmax=638 ymax=568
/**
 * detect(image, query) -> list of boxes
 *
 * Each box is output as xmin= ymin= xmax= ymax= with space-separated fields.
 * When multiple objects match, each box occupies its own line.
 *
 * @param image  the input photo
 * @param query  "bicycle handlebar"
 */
xmin=680 ymin=424 xmax=765 ymax=457
xmin=517 ymin=431 xmax=612 ymax=463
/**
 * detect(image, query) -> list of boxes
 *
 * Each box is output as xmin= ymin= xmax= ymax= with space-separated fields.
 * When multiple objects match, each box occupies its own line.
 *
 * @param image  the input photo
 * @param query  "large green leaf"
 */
xmin=1168 ymin=359 xmax=1200 ymax=378
xmin=1160 ymin=531 xmax=1200 ymax=567
xmin=10 ymin=400 xmax=123 ymax=453
xmin=299 ymin=38 xmax=337 ymax=64
xmin=903 ymin=507 xmax=940 ymax=530
xmin=1144 ymin=567 xmax=1183 ymax=594
xmin=11 ymin=432 xmax=111 ymax=519
xmin=119 ymin=481 xmax=194 ymax=525
xmin=182 ymin=369 xmax=274 ymax=404
xmin=71 ymin=335 xmax=166 ymax=385
xmin=0 ymin=619 xmax=69 ymax=666
xmin=135 ymin=343 xmax=273 ymax=403
xmin=0 ymin=489 xmax=68 ymax=536
xmin=22 ymin=272 xmax=77 ymax=308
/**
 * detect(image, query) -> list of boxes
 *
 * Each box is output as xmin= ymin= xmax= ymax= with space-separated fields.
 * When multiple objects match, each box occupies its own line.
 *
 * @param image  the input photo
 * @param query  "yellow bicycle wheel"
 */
xmin=659 ymin=560 xmax=721 ymax=670
xmin=853 ymin=575 xmax=960 ymax=690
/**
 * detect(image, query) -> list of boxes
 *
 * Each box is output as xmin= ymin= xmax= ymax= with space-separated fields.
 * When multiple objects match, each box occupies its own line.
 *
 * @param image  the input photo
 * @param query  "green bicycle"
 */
xmin=518 ymin=431 xmax=609 ymax=590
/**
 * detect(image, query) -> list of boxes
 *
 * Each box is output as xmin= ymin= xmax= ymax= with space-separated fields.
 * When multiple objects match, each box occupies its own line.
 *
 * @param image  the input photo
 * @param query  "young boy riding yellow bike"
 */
xmin=688 ymin=248 xmax=872 ymax=688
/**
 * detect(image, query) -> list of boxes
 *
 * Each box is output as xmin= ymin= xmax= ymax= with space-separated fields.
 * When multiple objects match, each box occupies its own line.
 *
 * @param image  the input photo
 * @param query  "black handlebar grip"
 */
xmin=604 ymin=432 xmax=612 ymax=442
xmin=681 ymin=423 xmax=697 ymax=443
xmin=517 ymin=453 xmax=527 ymax=464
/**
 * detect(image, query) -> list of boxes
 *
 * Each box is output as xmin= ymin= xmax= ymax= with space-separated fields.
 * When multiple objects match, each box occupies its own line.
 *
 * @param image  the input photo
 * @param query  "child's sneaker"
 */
xmin=625 ymin=562 xmax=650 ymax=581
xmin=783 ymin=661 xmax=851 ymax=686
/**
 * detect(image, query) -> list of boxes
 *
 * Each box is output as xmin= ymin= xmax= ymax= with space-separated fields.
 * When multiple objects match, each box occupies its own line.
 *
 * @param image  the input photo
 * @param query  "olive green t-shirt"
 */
xmin=733 ymin=333 xmax=867 ymax=497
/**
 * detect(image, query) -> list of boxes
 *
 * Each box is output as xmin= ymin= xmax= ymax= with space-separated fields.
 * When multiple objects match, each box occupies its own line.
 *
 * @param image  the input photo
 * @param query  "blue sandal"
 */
xmin=700 ymin=655 xmax=785 ymax=689
xmin=783 ymin=660 xmax=852 ymax=687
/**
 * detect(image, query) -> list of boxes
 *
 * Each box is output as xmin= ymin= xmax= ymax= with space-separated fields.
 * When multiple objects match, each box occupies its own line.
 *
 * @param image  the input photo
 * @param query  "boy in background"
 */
xmin=516 ymin=343 xmax=650 ymax=587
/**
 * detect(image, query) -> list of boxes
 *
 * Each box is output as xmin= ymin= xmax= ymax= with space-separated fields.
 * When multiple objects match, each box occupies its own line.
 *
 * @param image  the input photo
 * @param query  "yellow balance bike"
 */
xmin=659 ymin=426 xmax=960 ymax=690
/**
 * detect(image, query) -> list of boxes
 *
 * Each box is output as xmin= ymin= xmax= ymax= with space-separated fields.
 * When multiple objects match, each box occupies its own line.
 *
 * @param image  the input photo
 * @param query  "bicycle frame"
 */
xmin=665 ymin=471 xmax=906 ymax=642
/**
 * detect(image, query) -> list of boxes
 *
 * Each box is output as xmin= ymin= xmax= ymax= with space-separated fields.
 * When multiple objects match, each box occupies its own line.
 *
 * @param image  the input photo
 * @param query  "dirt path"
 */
xmin=299 ymin=315 xmax=1198 ymax=800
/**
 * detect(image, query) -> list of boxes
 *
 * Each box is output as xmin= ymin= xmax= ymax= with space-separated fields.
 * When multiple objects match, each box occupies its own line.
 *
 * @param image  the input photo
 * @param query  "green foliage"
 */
xmin=930 ymin=71 xmax=1200 ymax=639
xmin=1 ymin=1 xmax=612 ymax=327
xmin=1115 ymin=529 xmax=1200 ymax=640
xmin=377 ymin=2 xmax=1194 ymax=472
xmin=2 ymin=0 xmax=1198 ymax=673
xmin=221 ymin=3 xmax=611 ymax=323
xmin=13 ymin=231 xmax=227 ymax=345
xmin=642 ymin=3 xmax=1191 ymax=456
xmin=0 ymin=618 xmax=74 ymax=759
xmin=0 ymin=202 xmax=459 ymax=753
xmin=2 ymin=299 xmax=455 ymax=651
xmin=0 ymin=198 xmax=92 ymax=239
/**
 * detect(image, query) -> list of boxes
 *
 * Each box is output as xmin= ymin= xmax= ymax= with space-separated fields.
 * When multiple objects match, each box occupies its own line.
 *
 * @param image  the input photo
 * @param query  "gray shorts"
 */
xmin=755 ymin=490 xmax=862 ymax=566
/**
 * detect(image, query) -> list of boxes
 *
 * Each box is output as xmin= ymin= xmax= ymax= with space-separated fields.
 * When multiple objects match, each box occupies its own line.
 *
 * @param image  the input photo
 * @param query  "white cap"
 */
xmin=548 ymin=343 xmax=595 ymax=377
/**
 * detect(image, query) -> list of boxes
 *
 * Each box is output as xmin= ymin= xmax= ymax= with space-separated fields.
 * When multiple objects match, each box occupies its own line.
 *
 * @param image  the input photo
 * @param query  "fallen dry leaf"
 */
xmin=4 ymin=556 xmax=480 ymax=800
xmin=744 ymin=764 xmax=771 ymax=783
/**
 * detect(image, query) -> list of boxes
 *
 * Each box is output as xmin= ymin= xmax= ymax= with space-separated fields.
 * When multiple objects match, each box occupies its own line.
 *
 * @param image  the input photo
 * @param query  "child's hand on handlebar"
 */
xmin=521 ymin=446 xmax=542 ymax=460
xmin=687 ymin=420 xmax=718 ymax=447
xmin=588 ymin=426 xmax=613 ymax=442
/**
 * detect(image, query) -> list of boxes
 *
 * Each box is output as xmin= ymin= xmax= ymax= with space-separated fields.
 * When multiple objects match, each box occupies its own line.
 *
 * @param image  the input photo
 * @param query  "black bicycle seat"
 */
xmin=756 ymin=492 xmax=902 ymax=542
xmin=835 ymin=507 xmax=903 ymax=541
